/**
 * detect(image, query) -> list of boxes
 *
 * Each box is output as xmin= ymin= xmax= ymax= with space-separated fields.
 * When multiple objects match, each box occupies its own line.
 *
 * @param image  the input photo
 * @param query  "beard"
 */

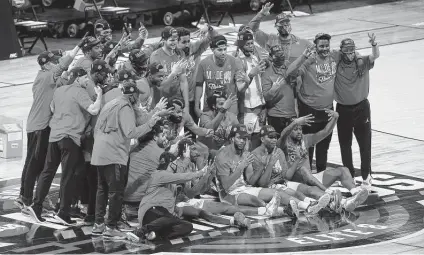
xmin=169 ymin=115 xmax=182 ymax=123
xmin=157 ymin=139 xmax=169 ymax=149
xmin=182 ymin=47 xmax=190 ymax=56
xmin=278 ymin=26 xmax=291 ymax=37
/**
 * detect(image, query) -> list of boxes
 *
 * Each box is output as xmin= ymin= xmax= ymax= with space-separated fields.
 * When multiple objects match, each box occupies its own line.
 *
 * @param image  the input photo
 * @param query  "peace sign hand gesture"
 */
xmin=260 ymin=2 xmax=274 ymax=16
xmin=368 ymin=33 xmax=377 ymax=46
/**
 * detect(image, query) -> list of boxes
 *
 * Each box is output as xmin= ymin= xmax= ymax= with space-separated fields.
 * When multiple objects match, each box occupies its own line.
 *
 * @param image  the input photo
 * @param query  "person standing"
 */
xmin=15 ymin=41 xmax=83 ymax=209
xmin=248 ymin=3 xmax=313 ymax=71
xmin=27 ymin=64 xmax=103 ymax=225
xmin=195 ymin=35 xmax=244 ymax=117
xmin=296 ymin=33 xmax=337 ymax=173
xmin=68 ymin=36 xmax=102 ymax=73
xmin=150 ymin=26 xmax=189 ymax=109
xmin=233 ymin=30 xmax=267 ymax=149
xmin=334 ymin=34 xmax=380 ymax=187
xmin=176 ymin=25 xmax=218 ymax=133
xmin=261 ymin=44 xmax=313 ymax=134
xmin=90 ymin=81 xmax=161 ymax=239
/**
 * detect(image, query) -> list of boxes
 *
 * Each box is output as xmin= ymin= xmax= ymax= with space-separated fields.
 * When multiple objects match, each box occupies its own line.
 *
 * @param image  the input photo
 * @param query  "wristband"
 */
xmin=372 ymin=43 xmax=377 ymax=46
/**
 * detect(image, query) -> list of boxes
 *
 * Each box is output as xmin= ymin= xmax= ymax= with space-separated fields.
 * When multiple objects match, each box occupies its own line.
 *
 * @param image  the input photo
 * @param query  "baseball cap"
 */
xmin=210 ymin=35 xmax=228 ymax=49
xmin=103 ymin=41 xmax=118 ymax=55
xmin=94 ymin=19 xmax=111 ymax=33
xmin=91 ymin=59 xmax=111 ymax=74
xmin=275 ymin=13 xmax=290 ymax=25
xmin=69 ymin=67 xmax=87 ymax=78
xmin=37 ymin=51 xmax=55 ymax=66
xmin=269 ymin=44 xmax=283 ymax=56
xmin=161 ymin=26 xmax=178 ymax=40
xmin=229 ymin=124 xmax=250 ymax=139
xmin=260 ymin=125 xmax=279 ymax=137
xmin=117 ymin=69 xmax=136 ymax=81
xmin=147 ymin=62 xmax=166 ymax=75
xmin=121 ymin=80 xmax=139 ymax=95
xmin=340 ymin=38 xmax=356 ymax=53
xmin=129 ymin=49 xmax=149 ymax=65
xmin=81 ymin=36 xmax=101 ymax=51
xmin=235 ymin=31 xmax=254 ymax=47
xmin=314 ymin=33 xmax=332 ymax=44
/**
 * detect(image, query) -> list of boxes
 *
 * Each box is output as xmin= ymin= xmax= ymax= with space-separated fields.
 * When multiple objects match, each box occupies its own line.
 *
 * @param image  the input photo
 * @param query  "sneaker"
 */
xmin=54 ymin=212 xmax=76 ymax=226
xmin=103 ymin=226 xmax=127 ymax=240
xmin=127 ymin=227 xmax=156 ymax=242
xmin=306 ymin=193 xmax=331 ymax=215
xmin=362 ymin=175 xmax=372 ymax=190
xmin=117 ymin=219 xmax=134 ymax=232
xmin=265 ymin=192 xmax=281 ymax=217
xmin=92 ymin=223 xmax=106 ymax=236
xmin=14 ymin=196 xmax=25 ymax=210
xmin=343 ymin=189 xmax=369 ymax=212
xmin=233 ymin=212 xmax=251 ymax=229
xmin=84 ymin=215 xmax=95 ymax=225
xmin=27 ymin=206 xmax=46 ymax=223
xmin=285 ymin=200 xmax=300 ymax=219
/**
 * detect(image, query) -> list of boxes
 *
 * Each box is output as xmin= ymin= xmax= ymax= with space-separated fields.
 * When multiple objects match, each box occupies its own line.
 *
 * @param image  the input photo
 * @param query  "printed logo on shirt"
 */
xmin=316 ymin=61 xmax=337 ymax=83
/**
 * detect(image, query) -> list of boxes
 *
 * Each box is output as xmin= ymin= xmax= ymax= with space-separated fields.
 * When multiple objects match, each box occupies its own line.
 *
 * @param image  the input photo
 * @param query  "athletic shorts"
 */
xmin=269 ymin=183 xmax=288 ymax=190
xmin=286 ymin=172 xmax=325 ymax=191
xmin=176 ymin=199 xmax=205 ymax=209
xmin=229 ymin=186 xmax=262 ymax=197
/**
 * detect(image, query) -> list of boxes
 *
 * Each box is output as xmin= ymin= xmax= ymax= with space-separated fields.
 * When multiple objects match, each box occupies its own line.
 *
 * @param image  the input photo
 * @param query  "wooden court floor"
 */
xmin=0 ymin=0 xmax=424 ymax=254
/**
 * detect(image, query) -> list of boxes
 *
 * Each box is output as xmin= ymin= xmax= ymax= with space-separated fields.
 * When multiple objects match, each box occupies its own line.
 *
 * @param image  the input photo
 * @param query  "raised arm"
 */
xmin=306 ymin=110 xmax=338 ymax=148
xmin=248 ymin=3 xmax=273 ymax=49
xmin=368 ymin=33 xmax=380 ymax=63
xmin=277 ymin=114 xmax=315 ymax=149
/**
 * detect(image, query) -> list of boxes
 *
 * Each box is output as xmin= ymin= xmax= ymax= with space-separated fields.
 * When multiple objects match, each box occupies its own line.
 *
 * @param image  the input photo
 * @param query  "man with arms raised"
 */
xmin=334 ymin=34 xmax=380 ymax=188
xmin=277 ymin=110 xmax=369 ymax=212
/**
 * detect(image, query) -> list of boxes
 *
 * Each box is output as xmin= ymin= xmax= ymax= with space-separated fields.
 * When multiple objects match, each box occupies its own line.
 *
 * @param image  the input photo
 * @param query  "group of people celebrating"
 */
xmin=15 ymin=1 xmax=380 ymax=243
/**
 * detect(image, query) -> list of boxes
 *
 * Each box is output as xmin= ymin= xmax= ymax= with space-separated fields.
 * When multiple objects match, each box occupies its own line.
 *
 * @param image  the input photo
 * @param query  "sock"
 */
xmin=298 ymin=201 xmax=309 ymax=210
xmin=258 ymin=207 xmax=266 ymax=215
xmin=230 ymin=217 xmax=234 ymax=226
xmin=304 ymin=197 xmax=315 ymax=204
xmin=350 ymin=187 xmax=361 ymax=195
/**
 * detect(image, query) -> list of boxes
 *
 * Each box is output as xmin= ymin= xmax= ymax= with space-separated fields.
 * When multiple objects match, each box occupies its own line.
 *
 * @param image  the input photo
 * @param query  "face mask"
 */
xmin=277 ymin=24 xmax=291 ymax=37
xmin=169 ymin=115 xmax=182 ymax=123
xmin=273 ymin=54 xmax=285 ymax=67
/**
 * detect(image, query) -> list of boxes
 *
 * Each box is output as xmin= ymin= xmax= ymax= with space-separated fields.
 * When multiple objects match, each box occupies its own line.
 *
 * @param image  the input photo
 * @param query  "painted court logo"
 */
xmin=167 ymin=171 xmax=424 ymax=253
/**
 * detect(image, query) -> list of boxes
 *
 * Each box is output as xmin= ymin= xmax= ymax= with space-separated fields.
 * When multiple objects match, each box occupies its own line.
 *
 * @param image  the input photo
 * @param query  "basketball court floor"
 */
xmin=0 ymin=0 xmax=424 ymax=254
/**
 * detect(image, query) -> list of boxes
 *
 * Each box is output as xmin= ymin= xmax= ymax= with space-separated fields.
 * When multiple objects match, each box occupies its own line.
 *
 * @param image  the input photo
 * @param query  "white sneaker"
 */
xmin=306 ymin=193 xmax=331 ymax=215
xmin=362 ymin=175 xmax=373 ymax=191
xmin=265 ymin=192 xmax=281 ymax=217
xmin=343 ymin=188 xmax=369 ymax=212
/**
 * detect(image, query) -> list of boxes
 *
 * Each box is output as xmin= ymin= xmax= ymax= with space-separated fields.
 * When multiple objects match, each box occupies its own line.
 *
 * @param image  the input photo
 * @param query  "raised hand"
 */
xmin=295 ymin=114 xmax=315 ymax=126
xmin=223 ymin=93 xmax=237 ymax=110
xmin=303 ymin=45 xmax=316 ymax=58
xmin=260 ymin=2 xmax=274 ymax=16
xmin=249 ymin=61 xmax=267 ymax=77
xmin=154 ymin=97 xmax=168 ymax=111
xmin=368 ymin=32 xmax=377 ymax=46
xmin=94 ymin=85 xmax=103 ymax=96
xmin=156 ymin=106 xmax=174 ymax=117
xmin=139 ymin=23 xmax=149 ymax=39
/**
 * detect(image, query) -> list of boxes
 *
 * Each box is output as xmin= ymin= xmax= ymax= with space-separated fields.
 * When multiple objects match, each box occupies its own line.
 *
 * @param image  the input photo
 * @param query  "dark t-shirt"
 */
xmin=334 ymin=56 xmax=374 ymax=105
